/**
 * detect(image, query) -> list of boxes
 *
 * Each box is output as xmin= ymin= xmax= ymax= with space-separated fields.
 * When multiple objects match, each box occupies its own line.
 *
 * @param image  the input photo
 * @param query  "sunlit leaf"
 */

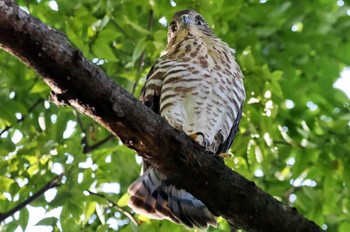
xmin=95 ymin=203 xmax=105 ymax=225
xmin=30 ymin=81 xmax=50 ymax=93
xmin=84 ymin=201 xmax=96 ymax=225
xmin=117 ymin=193 xmax=130 ymax=207
xmin=0 ymin=176 xmax=15 ymax=192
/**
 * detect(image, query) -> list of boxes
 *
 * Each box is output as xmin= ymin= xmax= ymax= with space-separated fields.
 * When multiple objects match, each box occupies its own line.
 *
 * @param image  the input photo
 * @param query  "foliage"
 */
xmin=1 ymin=0 xmax=349 ymax=231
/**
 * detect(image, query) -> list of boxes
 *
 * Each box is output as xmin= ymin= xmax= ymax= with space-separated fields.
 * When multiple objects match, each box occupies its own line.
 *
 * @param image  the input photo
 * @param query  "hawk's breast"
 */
xmin=144 ymin=37 xmax=245 ymax=153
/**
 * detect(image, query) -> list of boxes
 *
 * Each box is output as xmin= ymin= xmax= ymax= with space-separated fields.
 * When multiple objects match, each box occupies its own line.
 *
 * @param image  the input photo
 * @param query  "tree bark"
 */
xmin=0 ymin=1 xmax=321 ymax=231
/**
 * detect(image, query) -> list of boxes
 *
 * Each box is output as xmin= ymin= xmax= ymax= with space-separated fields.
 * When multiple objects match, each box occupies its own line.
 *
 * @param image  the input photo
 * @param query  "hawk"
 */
xmin=128 ymin=9 xmax=245 ymax=229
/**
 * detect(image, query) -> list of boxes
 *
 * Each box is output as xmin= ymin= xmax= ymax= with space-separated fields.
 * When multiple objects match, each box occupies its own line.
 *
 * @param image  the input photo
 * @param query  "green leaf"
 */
xmin=0 ymin=139 xmax=16 ymax=154
xmin=19 ymin=207 xmax=29 ymax=231
xmin=96 ymin=224 xmax=109 ymax=232
xmin=117 ymin=193 xmax=130 ymax=207
xmin=30 ymin=81 xmax=49 ymax=93
xmin=50 ymin=191 xmax=70 ymax=208
xmin=84 ymin=201 xmax=96 ymax=225
xmin=35 ymin=217 xmax=58 ymax=226
xmin=124 ymin=16 xmax=150 ymax=35
xmin=339 ymin=222 xmax=350 ymax=232
xmin=0 ymin=176 xmax=15 ymax=192
xmin=3 ymin=221 xmax=19 ymax=232
xmin=132 ymin=38 xmax=147 ymax=65
xmin=60 ymin=214 xmax=80 ymax=232
xmin=95 ymin=203 xmax=105 ymax=225
xmin=92 ymin=15 xmax=110 ymax=31
xmin=239 ymin=46 xmax=256 ymax=71
xmin=92 ymin=35 xmax=118 ymax=61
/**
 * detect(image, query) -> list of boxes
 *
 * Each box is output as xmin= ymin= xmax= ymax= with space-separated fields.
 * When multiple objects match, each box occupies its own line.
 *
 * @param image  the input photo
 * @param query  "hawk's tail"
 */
xmin=128 ymin=168 xmax=217 ymax=229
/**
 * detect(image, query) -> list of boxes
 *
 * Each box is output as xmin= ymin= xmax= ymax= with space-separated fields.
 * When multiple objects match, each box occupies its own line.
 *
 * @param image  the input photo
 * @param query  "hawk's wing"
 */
xmin=140 ymin=65 xmax=161 ymax=115
xmin=139 ymin=63 xmax=163 ymax=172
xmin=216 ymin=105 xmax=243 ymax=154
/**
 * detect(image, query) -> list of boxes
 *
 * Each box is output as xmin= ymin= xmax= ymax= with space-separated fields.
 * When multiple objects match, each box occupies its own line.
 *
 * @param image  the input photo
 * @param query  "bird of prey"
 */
xmin=128 ymin=9 xmax=245 ymax=229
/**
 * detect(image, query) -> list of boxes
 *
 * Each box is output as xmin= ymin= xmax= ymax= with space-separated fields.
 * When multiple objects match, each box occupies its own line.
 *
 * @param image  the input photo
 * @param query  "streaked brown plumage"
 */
xmin=128 ymin=9 xmax=245 ymax=229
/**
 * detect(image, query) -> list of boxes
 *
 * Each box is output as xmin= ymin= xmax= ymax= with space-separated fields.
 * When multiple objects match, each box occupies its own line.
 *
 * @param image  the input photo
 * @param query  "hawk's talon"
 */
xmin=188 ymin=132 xmax=205 ymax=144
xmin=203 ymin=139 xmax=210 ymax=147
xmin=189 ymin=133 xmax=198 ymax=140
xmin=217 ymin=152 xmax=233 ymax=160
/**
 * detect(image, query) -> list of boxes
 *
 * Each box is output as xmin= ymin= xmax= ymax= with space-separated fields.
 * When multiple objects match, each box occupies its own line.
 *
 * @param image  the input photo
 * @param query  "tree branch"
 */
xmin=0 ymin=173 xmax=63 ymax=222
xmin=87 ymin=190 xmax=138 ymax=226
xmin=82 ymin=134 xmax=114 ymax=153
xmin=0 ymin=1 xmax=321 ymax=231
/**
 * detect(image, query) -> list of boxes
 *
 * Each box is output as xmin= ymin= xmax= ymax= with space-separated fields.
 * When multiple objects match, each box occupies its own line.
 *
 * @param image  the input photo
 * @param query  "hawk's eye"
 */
xmin=170 ymin=22 xmax=177 ymax=32
xmin=196 ymin=20 xmax=203 ymax=26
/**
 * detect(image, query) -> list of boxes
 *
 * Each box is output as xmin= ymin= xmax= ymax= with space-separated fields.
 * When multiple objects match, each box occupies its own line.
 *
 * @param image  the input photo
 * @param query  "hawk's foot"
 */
xmin=189 ymin=133 xmax=198 ymax=140
xmin=188 ymin=132 xmax=206 ymax=145
xmin=217 ymin=152 xmax=233 ymax=160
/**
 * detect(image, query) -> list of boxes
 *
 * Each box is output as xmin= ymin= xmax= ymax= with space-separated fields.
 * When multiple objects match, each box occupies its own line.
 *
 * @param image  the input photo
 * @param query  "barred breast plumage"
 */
xmin=144 ymin=36 xmax=244 ymax=152
xmin=128 ymin=9 xmax=245 ymax=229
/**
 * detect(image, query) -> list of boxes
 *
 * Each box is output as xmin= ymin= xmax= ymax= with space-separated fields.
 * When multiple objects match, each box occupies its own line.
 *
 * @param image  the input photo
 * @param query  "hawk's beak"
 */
xmin=180 ymin=14 xmax=191 ymax=28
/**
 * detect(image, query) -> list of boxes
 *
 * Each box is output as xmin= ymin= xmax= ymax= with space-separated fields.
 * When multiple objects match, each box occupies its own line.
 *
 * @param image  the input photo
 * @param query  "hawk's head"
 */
xmin=167 ymin=9 xmax=215 ymax=47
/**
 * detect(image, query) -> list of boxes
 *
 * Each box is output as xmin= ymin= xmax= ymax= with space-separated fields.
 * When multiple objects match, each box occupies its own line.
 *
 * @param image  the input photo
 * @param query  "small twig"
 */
xmin=28 ymin=98 xmax=43 ymax=112
xmin=131 ymin=10 xmax=154 ymax=95
xmin=83 ymin=134 xmax=114 ymax=153
xmin=0 ymin=173 xmax=64 ymax=222
xmin=74 ymin=110 xmax=114 ymax=153
xmin=110 ymin=19 xmax=136 ymax=45
xmin=274 ymin=140 xmax=294 ymax=146
xmin=146 ymin=10 xmax=154 ymax=31
xmin=0 ymin=98 xmax=43 ymax=136
xmin=74 ymin=110 xmax=87 ymax=134
xmin=87 ymin=190 xmax=138 ymax=226
xmin=74 ymin=110 xmax=90 ymax=151
xmin=283 ymin=186 xmax=302 ymax=204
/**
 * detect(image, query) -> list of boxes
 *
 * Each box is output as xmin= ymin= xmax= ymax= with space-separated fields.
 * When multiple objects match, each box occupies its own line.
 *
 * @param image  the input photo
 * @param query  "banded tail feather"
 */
xmin=128 ymin=168 xmax=217 ymax=229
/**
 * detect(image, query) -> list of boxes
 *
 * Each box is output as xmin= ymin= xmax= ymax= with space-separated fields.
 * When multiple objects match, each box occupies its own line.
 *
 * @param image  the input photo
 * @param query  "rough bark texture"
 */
xmin=0 ymin=1 xmax=322 ymax=231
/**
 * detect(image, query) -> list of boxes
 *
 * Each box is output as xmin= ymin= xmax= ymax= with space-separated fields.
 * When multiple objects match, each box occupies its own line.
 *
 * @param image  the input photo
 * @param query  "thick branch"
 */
xmin=0 ymin=1 xmax=321 ymax=231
